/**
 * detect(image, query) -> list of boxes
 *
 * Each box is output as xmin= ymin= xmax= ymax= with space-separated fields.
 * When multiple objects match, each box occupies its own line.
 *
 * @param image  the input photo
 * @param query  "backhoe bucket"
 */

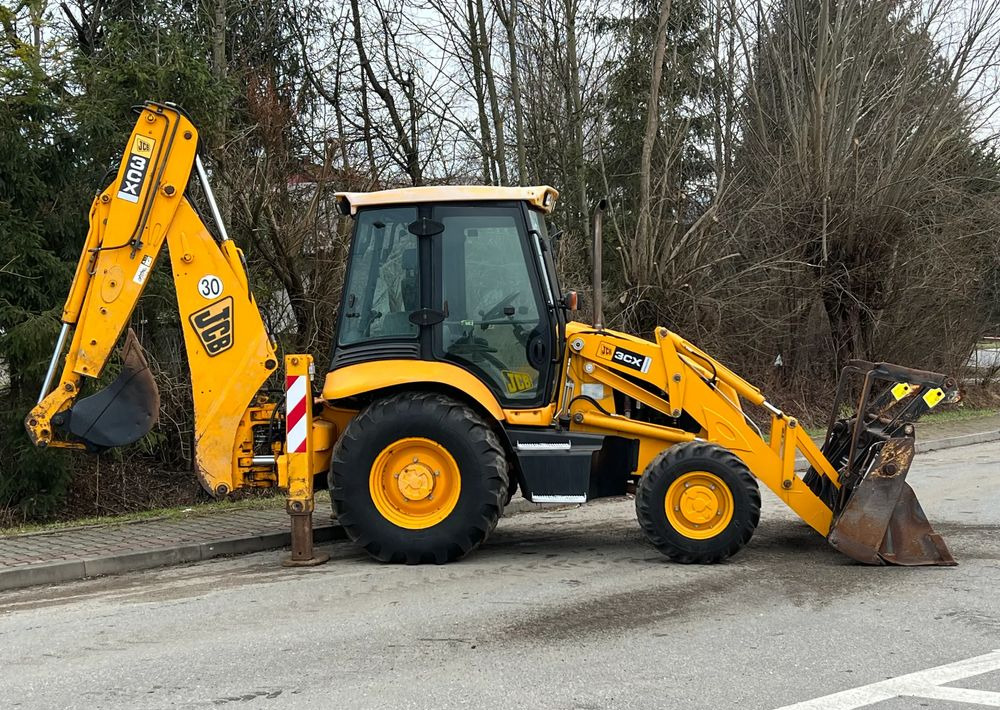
xmin=827 ymin=437 xmax=955 ymax=566
xmin=66 ymin=328 xmax=160 ymax=451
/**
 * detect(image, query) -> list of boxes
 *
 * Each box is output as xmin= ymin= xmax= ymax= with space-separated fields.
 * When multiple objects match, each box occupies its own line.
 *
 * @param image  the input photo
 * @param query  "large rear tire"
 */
xmin=635 ymin=442 xmax=760 ymax=563
xmin=330 ymin=392 xmax=508 ymax=564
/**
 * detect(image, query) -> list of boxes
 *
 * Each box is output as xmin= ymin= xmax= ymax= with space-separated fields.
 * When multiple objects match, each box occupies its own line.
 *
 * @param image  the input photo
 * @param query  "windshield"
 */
xmin=527 ymin=209 xmax=561 ymax=305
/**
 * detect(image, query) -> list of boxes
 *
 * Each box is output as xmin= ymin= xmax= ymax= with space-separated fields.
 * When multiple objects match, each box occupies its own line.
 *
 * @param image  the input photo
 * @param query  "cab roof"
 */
xmin=334 ymin=185 xmax=560 ymax=216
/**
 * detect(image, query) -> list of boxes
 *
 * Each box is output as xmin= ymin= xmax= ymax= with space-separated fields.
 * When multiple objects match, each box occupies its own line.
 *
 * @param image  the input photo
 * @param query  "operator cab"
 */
xmin=332 ymin=186 xmax=565 ymax=408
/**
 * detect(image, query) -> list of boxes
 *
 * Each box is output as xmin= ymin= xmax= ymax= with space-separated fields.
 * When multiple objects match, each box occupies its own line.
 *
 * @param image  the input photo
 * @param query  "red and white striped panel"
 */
xmin=285 ymin=374 xmax=309 ymax=454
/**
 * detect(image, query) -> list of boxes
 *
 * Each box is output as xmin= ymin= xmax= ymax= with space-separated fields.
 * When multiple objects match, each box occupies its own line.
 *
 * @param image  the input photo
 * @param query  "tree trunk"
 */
xmin=476 ymin=0 xmax=509 ymax=185
xmin=563 ymin=0 xmax=590 ymax=245
xmin=467 ymin=0 xmax=496 ymax=184
xmin=635 ymin=0 xmax=672 ymax=286
xmin=350 ymin=0 xmax=422 ymax=185
xmin=496 ymin=0 xmax=527 ymax=183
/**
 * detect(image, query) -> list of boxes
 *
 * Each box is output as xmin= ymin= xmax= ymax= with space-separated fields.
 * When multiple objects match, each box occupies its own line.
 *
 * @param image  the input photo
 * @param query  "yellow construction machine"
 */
xmin=26 ymin=102 xmax=957 ymax=567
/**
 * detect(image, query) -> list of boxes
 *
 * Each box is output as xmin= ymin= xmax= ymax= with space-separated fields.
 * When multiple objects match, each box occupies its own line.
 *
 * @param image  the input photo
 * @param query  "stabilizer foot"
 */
xmin=281 ymin=553 xmax=330 ymax=568
xmin=282 ymin=511 xmax=330 ymax=567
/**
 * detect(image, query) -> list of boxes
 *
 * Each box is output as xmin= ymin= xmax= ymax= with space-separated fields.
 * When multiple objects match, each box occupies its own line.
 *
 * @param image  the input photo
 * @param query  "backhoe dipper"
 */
xmin=26 ymin=102 xmax=956 ymax=567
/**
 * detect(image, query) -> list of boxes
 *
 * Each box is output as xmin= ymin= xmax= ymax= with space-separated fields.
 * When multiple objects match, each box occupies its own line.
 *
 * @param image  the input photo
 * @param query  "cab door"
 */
xmin=433 ymin=204 xmax=555 ymax=407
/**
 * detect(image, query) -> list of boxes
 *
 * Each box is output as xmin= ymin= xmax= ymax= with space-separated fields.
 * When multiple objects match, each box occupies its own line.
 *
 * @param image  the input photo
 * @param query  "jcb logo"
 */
xmin=116 ymin=134 xmax=156 ymax=203
xmin=597 ymin=342 xmax=615 ymax=360
xmin=610 ymin=346 xmax=651 ymax=373
xmin=502 ymin=370 xmax=534 ymax=394
xmin=190 ymin=297 xmax=234 ymax=356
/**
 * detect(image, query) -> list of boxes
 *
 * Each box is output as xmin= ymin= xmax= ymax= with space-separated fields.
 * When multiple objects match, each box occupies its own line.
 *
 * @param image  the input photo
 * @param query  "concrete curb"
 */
xmin=915 ymin=429 xmax=1000 ymax=453
xmin=1 ymin=426 xmax=996 ymax=592
xmin=0 ymin=524 xmax=346 ymax=592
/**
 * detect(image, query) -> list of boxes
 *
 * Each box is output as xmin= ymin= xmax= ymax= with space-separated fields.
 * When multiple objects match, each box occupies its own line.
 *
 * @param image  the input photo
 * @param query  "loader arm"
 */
xmin=25 ymin=102 xmax=278 ymax=497
xmin=561 ymin=322 xmax=957 ymax=565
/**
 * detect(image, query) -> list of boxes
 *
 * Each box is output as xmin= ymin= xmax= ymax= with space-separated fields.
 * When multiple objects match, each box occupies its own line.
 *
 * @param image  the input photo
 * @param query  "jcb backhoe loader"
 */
xmin=26 ymin=102 xmax=957 ymax=567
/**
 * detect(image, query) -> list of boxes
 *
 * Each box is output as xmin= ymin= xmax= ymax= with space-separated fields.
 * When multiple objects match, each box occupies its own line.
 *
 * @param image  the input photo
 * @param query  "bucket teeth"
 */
xmin=66 ymin=328 xmax=160 ymax=451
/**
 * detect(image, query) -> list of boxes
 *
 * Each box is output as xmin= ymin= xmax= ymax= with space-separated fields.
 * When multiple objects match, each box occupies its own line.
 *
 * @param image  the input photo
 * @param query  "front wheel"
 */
xmin=330 ymin=392 xmax=508 ymax=564
xmin=635 ymin=442 xmax=761 ymax=563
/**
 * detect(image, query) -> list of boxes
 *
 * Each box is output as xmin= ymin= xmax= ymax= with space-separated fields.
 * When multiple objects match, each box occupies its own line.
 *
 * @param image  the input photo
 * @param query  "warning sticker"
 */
xmin=133 ymin=255 xmax=153 ymax=285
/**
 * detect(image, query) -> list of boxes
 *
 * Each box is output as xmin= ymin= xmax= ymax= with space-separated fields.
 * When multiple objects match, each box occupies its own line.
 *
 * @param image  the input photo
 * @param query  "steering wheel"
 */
xmin=479 ymin=291 xmax=520 ymax=323
xmin=447 ymin=335 xmax=509 ymax=376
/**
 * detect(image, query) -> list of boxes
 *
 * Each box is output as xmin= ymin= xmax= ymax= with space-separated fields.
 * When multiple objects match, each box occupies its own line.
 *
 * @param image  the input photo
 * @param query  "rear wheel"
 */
xmin=635 ymin=442 xmax=760 ymax=563
xmin=330 ymin=392 xmax=508 ymax=564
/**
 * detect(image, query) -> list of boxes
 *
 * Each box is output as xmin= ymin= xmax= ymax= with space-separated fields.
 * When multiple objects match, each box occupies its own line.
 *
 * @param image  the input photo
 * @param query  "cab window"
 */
xmin=437 ymin=205 xmax=546 ymax=403
xmin=338 ymin=207 xmax=419 ymax=346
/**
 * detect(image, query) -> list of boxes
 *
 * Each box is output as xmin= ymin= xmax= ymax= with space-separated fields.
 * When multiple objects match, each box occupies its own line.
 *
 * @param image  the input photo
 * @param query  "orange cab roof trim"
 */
xmin=335 ymin=185 xmax=560 ymax=215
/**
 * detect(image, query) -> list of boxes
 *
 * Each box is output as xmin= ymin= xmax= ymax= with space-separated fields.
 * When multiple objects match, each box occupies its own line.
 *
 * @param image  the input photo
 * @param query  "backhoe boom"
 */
xmin=26 ymin=102 xmax=277 ymax=497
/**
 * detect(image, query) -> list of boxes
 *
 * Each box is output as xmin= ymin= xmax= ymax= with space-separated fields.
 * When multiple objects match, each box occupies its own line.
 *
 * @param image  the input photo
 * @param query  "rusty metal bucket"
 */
xmin=827 ymin=437 xmax=955 ymax=565
xmin=806 ymin=360 xmax=957 ymax=567
xmin=66 ymin=328 xmax=160 ymax=451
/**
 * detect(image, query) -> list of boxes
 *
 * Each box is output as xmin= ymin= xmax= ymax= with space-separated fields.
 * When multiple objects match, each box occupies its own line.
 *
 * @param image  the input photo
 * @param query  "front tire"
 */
xmin=635 ymin=442 xmax=761 ymax=563
xmin=330 ymin=392 xmax=508 ymax=564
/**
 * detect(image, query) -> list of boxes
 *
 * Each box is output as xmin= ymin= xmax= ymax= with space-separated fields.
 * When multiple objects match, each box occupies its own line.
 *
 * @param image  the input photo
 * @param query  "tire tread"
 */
xmin=330 ymin=391 xmax=507 ymax=564
xmin=635 ymin=441 xmax=761 ymax=564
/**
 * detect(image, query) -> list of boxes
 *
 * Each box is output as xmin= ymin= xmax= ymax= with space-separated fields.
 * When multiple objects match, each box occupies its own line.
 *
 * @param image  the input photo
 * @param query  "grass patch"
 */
xmin=977 ymin=340 xmax=1000 ymax=350
xmin=922 ymin=406 xmax=997 ymax=423
xmin=803 ymin=423 xmax=828 ymax=438
xmin=1 ymin=490 xmax=331 ymax=537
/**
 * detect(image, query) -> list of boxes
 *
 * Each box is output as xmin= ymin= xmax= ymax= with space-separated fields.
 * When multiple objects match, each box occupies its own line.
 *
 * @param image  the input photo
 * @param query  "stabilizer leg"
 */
xmin=283 ymin=508 xmax=330 ymax=567
xmin=280 ymin=354 xmax=330 ymax=568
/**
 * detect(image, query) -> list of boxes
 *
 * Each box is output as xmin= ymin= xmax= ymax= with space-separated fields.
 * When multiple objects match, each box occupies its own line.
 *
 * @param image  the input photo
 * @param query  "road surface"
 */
xmin=1 ymin=441 xmax=998 ymax=709
xmin=969 ymin=348 xmax=1000 ymax=371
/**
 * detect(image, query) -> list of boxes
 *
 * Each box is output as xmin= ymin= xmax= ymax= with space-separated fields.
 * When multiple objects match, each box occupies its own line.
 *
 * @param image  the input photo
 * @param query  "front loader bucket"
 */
xmin=66 ymin=328 xmax=160 ymax=451
xmin=827 ymin=437 xmax=955 ymax=566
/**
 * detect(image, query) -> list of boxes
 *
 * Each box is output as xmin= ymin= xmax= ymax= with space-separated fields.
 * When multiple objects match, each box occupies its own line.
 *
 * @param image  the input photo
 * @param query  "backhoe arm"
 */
xmin=25 ymin=102 xmax=278 ymax=496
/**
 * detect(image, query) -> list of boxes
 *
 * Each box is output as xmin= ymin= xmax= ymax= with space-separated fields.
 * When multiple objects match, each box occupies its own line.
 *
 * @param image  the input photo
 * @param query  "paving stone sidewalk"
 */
xmin=0 ymin=508 xmax=343 ymax=591
xmin=2 ymin=412 xmax=998 ymax=591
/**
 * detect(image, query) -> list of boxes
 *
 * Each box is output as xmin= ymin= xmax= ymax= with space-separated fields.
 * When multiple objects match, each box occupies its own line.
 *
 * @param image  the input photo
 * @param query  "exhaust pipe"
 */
xmin=592 ymin=199 xmax=608 ymax=330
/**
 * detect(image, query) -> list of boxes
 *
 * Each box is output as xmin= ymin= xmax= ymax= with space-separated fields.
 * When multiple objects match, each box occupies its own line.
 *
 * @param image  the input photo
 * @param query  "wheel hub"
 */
xmin=678 ymin=485 xmax=719 ymax=524
xmin=369 ymin=437 xmax=461 ymax=530
xmin=397 ymin=463 xmax=434 ymax=501
xmin=664 ymin=471 xmax=735 ymax=539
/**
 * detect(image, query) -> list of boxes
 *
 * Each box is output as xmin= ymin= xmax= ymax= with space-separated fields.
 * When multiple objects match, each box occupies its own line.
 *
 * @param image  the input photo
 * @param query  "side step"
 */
xmin=505 ymin=429 xmax=604 ymax=503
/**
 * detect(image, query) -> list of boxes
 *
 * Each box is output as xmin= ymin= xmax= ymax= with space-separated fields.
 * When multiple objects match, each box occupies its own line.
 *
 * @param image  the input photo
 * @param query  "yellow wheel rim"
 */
xmin=369 ymin=437 xmax=461 ymax=530
xmin=664 ymin=471 xmax=734 ymax=540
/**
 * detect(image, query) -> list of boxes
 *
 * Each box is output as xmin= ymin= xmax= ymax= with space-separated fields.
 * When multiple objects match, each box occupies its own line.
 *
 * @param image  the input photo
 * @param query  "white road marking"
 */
xmin=773 ymin=650 xmax=1000 ymax=709
xmin=912 ymin=685 xmax=1000 ymax=706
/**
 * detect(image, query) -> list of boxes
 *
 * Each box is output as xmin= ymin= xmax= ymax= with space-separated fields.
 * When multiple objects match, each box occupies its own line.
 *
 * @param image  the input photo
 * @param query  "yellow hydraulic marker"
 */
xmin=27 ymin=102 xmax=956 ymax=567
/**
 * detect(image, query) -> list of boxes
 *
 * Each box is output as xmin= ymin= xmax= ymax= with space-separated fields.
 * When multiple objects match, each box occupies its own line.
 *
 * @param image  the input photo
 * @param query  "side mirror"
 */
xmin=561 ymin=291 xmax=579 ymax=311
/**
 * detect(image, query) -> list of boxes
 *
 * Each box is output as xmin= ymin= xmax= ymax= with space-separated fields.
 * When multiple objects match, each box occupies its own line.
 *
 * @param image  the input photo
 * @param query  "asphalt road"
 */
xmin=1 ymin=441 xmax=998 ymax=710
